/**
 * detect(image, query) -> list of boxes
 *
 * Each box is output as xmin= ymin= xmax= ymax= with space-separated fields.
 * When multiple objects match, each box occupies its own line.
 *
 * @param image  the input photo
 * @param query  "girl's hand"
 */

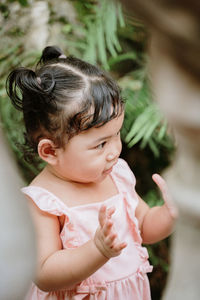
xmin=152 ymin=174 xmax=178 ymax=219
xmin=94 ymin=205 xmax=127 ymax=258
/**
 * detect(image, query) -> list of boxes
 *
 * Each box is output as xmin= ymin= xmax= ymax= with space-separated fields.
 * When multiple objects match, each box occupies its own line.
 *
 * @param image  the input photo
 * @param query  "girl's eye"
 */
xmin=96 ymin=141 xmax=106 ymax=149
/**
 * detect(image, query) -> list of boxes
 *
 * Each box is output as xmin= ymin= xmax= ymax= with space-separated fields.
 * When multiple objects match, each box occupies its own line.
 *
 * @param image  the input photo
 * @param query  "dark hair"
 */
xmin=6 ymin=46 xmax=124 ymax=162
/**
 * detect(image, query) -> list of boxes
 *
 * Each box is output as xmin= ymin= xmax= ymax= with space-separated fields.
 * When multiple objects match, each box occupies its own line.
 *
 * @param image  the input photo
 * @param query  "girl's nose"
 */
xmin=106 ymin=140 xmax=121 ymax=162
xmin=107 ymin=153 xmax=117 ymax=161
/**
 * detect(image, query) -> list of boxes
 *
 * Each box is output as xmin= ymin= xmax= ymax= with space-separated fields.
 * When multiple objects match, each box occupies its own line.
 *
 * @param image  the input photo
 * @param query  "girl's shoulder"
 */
xmin=22 ymin=185 xmax=69 ymax=217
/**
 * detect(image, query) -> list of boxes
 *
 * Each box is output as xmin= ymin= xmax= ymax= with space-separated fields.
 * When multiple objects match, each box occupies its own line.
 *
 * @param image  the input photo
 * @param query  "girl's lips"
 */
xmin=103 ymin=160 xmax=118 ymax=175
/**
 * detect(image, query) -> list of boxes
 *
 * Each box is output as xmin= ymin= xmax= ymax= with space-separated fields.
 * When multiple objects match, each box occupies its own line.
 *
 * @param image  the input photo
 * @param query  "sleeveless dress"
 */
xmin=22 ymin=158 xmax=153 ymax=300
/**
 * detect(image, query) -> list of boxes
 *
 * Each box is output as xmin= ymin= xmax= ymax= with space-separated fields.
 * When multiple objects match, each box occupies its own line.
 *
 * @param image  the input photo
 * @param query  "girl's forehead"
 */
xmin=78 ymin=112 xmax=124 ymax=140
xmin=64 ymin=111 xmax=124 ymax=150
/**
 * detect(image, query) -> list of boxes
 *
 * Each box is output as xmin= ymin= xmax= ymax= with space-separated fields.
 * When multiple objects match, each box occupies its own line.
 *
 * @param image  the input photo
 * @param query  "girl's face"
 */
xmin=53 ymin=112 xmax=124 ymax=184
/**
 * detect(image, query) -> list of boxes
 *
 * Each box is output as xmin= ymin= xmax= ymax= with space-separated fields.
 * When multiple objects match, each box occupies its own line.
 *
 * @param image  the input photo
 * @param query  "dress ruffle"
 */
xmin=22 ymin=186 xmax=70 ymax=222
xmin=26 ymin=270 xmax=152 ymax=300
xmin=135 ymin=244 xmax=153 ymax=280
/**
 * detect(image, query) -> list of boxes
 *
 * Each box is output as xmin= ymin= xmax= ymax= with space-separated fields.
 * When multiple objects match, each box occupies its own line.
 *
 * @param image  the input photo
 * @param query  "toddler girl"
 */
xmin=6 ymin=46 xmax=176 ymax=300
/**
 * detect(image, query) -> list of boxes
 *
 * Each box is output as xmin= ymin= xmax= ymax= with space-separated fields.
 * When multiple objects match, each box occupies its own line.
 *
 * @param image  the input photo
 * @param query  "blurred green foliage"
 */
xmin=120 ymin=71 xmax=173 ymax=157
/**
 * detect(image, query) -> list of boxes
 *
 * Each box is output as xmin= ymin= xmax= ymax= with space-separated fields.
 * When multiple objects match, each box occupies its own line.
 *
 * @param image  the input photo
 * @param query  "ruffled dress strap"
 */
xmin=112 ymin=159 xmax=153 ymax=276
xmin=112 ymin=159 xmax=142 ymax=243
xmin=21 ymin=186 xmax=70 ymax=220
xmin=112 ymin=158 xmax=137 ymax=194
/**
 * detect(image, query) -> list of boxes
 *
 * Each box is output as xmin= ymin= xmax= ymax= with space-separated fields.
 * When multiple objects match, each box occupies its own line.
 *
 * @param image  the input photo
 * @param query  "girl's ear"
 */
xmin=38 ymin=139 xmax=58 ymax=165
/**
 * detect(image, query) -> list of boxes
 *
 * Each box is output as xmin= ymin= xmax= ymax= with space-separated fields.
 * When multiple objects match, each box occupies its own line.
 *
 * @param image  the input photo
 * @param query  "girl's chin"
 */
xmin=67 ymin=172 xmax=109 ymax=184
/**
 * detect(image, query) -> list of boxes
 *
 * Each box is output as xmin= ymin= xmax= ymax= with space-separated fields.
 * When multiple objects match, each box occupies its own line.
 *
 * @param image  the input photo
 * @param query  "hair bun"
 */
xmin=39 ymin=45 xmax=64 ymax=64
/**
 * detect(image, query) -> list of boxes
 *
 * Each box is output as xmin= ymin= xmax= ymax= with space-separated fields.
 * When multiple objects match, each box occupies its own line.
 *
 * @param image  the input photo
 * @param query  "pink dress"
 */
xmin=22 ymin=158 xmax=153 ymax=300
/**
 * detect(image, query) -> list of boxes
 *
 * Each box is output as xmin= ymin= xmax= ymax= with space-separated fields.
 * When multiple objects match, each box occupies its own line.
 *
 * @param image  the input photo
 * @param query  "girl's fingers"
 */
xmin=99 ymin=205 xmax=116 ymax=229
xmin=105 ymin=232 xmax=127 ymax=254
xmin=152 ymin=174 xmax=167 ymax=194
xmin=152 ymin=174 xmax=178 ymax=218
xmin=96 ymin=205 xmax=127 ymax=257
xmin=103 ymin=220 xmax=113 ymax=236
xmin=118 ymin=242 xmax=127 ymax=251
xmin=98 ymin=205 xmax=107 ymax=227
xmin=107 ymin=206 xmax=115 ymax=218
xmin=105 ymin=232 xmax=117 ymax=245
xmin=112 ymin=242 xmax=127 ymax=252
xmin=152 ymin=174 xmax=172 ymax=203
xmin=98 ymin=205 xmax=115 ymax=224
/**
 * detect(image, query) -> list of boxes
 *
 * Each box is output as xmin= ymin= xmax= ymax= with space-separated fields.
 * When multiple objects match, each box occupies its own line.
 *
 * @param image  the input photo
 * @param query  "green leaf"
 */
xmin=127 ymin=122 xmax=151 ymax=147
xmin=96 ymin=19 xmax=107 ymax=67
xmin=117 ymin=3 xmax=125 ymax=28
xmin=142 ymin=116 xmax=161 ymax=143
xmin=148 ymin=139 xmax=160 ymax=157
xmin=108 ymin=52 xmax=137 ymax=67
xmin=158 ymin=120 xmax=167 ymax=140
xmin=125 ymin=107 xmax=154 ymax=143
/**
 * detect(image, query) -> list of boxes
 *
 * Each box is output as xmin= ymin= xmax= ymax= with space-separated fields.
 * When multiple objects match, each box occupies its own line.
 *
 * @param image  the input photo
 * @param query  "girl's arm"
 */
xmin=135 ymin=174 xmax=178 ymax=244
xmin=28 ymin=199 xmax=126 ymax=292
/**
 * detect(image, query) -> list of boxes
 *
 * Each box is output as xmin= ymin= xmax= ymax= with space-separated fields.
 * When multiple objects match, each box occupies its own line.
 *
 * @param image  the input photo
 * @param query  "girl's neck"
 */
xmin=31 ymin=165 xmax=119 ymax=208
xmin=44 ymin=164 xmax=100 ymax=188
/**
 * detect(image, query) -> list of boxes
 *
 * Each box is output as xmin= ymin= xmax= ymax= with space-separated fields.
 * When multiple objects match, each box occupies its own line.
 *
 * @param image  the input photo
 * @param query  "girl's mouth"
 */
xmin=103 ymin=167 xmax=113 ymax=175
